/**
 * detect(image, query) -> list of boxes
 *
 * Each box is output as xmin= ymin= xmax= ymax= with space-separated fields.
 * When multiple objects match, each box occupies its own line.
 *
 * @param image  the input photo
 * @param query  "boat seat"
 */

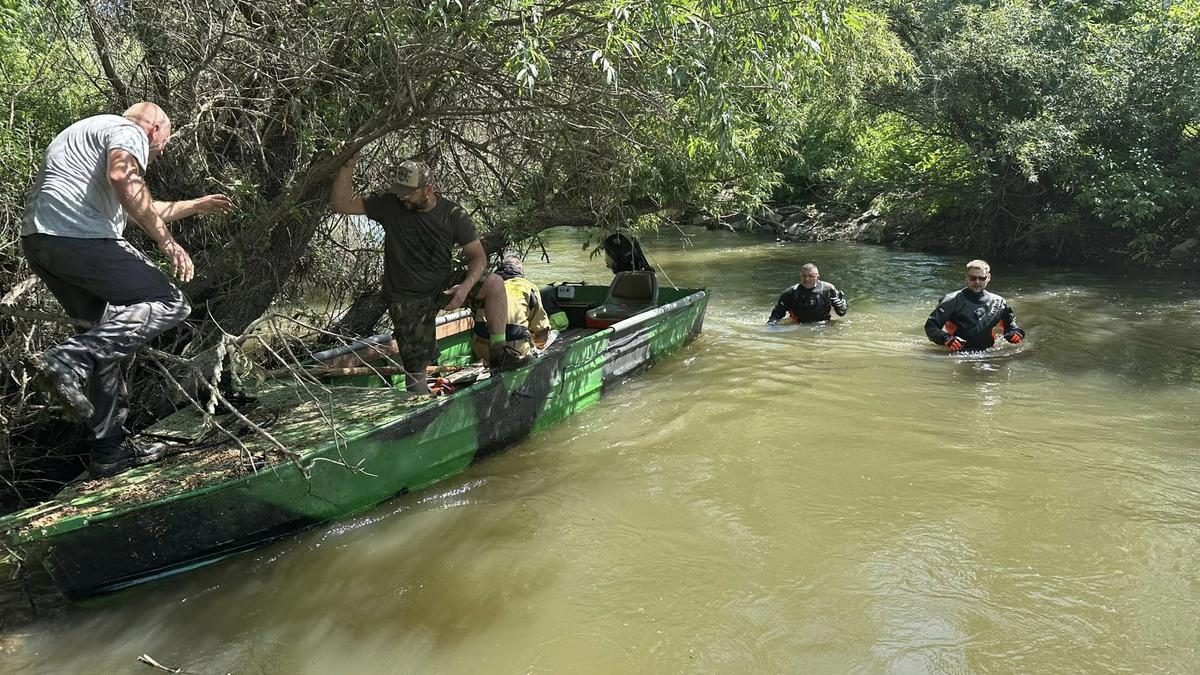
xmin=585 ymin=271 xmax=659 ymax=328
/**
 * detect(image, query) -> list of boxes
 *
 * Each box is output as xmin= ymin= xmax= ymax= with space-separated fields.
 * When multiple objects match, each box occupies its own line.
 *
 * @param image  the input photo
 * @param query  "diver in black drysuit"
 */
xmin=768 ymin=281 xmax=847 ymax=324
xmin=925 ymin=288 xmax=1025 ymax=351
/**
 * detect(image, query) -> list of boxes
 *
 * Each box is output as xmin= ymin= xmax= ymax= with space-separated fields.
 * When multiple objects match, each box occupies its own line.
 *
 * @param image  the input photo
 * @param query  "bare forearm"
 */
xmin=330 ymin=160 xmax=365 ymax=214
xmin=463 ymin=250 xmax=485 ymax=288
xmin=332 ymin=164 xmax=354 ymax=204
xmin=153 ymin=199 xmax=198 ymax=223
xmin=116 ymin=177 xmax=173 ymax=244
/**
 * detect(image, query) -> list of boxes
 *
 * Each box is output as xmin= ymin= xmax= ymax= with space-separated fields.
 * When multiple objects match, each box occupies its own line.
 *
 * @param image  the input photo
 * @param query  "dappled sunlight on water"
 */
xmin=5 ymin=228 xmax=1200 ymax=673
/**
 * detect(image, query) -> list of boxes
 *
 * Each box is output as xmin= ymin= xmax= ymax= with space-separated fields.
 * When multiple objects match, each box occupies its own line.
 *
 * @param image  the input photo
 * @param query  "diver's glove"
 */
xmin=831 ymin=293 xmax=847 ymax=314
xmin=1004 ymin=329 xmax=1024 ymax=344
xmin=945 ymin=335 xmax=966 ymax=352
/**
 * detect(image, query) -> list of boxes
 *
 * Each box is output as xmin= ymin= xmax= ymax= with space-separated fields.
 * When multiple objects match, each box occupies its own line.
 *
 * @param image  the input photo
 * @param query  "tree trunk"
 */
xmin=324 ymin=288 xmax=390 ymax=342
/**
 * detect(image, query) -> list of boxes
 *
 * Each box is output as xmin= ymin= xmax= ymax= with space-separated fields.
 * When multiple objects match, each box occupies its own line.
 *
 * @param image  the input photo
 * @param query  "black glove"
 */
xmin=831 ymin=293 xmax=847 ymax=313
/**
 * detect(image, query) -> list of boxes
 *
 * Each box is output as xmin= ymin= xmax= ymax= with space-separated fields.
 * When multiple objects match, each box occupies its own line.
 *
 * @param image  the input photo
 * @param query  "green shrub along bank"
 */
xmin=778 ymin=0 xmax=1200 ymax=266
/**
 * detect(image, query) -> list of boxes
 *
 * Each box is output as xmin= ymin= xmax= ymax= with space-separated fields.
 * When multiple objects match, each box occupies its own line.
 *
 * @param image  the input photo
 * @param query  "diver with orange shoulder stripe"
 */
xmin=925 ymin=259 xmax=1025 ymax=352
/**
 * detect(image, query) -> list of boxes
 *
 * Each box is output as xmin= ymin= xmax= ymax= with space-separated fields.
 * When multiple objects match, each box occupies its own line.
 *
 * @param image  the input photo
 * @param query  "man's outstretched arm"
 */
xmin=153 ymin=195 xmax=233 ymax=222
xmin=108 ymin=148 xmax=194 ymax=282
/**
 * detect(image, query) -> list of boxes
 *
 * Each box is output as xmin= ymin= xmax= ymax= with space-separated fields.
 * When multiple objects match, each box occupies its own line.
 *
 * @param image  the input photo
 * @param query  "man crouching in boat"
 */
xmin=767 ymin=263 xmax=848 ymax=324
xmin=330 ymin=155 xmax=521 ymax=394
xmin=21 ymin=102 xmax=233 ymax=478
xmin=471 ymin=257 xmax=554 ymax=367
xmin=925 ymin=259 xmax=1025 ymax=352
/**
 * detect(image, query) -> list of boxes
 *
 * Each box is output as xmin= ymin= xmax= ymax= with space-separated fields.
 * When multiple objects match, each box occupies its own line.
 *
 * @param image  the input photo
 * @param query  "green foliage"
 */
xmin=0 ymin=0 xmax=874 ymax=332
xmin=775 ymin=3 xmax=914 ymax=203
xmin=490 ymin=1 xmax=854 ymax=215
xmin=828 ymin=113 xmax=986 ymax=217
xmin=785 ymin=0 xmax=1200 ymax=264
xmin=0 ymin=0 xmax=98 ymax=242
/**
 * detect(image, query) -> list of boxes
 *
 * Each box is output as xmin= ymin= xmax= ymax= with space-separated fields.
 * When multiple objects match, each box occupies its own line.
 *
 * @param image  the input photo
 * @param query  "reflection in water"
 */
xmin=4 ymin=229 xmax=1200 ymax=674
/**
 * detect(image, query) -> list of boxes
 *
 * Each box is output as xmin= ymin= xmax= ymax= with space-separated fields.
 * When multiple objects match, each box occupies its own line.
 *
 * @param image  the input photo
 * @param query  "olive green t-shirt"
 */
xmin=363 ymin=194 xmax=478 ymax=299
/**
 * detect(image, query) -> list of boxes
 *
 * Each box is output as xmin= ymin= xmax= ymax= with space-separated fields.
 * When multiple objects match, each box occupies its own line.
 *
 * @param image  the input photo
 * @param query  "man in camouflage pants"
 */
xmin=330 ymin=156 xmax=518 ymax=394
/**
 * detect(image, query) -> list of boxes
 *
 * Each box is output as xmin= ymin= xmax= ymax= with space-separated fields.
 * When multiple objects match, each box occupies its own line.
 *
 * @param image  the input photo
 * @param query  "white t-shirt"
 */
xmin=21 ymin=114 xmax=150 ymax=239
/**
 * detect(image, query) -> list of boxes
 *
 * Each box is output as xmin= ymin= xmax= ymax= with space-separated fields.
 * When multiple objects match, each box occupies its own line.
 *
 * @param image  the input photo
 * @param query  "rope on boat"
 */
xmin=640 ymin=242 xmax=678 ymax=290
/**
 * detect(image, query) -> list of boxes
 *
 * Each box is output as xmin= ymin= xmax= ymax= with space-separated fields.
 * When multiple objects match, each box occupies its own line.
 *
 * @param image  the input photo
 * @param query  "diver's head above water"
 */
xmin=965 ymin=259 xmax=991 ymax=294
xmin=799 ymin=263 xmax=820 ymax=289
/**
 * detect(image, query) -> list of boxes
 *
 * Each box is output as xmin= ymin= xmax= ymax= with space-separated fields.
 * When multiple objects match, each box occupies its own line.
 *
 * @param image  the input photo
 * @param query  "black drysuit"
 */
xmin=768 ymin=281 xmax=847 ymax=323
xmin=924 ymin=288 xmax=1025 ymax=351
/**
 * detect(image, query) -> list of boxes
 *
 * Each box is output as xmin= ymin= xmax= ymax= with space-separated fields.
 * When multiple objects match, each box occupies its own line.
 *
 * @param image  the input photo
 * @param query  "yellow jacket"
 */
xmin=473 ymin=276 xmax=551 ymax=361
xmin=501 ymin=277 xmax=550 ymax=339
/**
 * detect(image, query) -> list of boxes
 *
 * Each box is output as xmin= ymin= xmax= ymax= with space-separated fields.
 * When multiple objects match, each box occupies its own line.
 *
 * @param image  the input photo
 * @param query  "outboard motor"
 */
xmin=602 ymin=233 xmax=652 ymax=273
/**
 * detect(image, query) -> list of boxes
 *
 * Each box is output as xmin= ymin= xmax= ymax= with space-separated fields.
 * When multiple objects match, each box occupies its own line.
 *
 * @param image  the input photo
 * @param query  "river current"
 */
xmin=4 ymin=228 xmax=1199 ymax=673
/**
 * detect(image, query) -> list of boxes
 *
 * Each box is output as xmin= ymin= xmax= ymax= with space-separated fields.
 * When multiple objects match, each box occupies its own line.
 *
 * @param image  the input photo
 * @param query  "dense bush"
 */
xmin=784 ymin=0 xmax=1200 ymax=265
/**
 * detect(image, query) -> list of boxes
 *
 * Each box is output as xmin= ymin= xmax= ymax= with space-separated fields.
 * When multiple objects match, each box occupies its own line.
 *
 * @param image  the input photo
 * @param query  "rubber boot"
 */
xmin=36 ymin=350 xmax=94 ymax=422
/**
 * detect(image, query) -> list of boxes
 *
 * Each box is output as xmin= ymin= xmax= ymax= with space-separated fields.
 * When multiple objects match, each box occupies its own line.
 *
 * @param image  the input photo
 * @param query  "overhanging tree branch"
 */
xmin=81 ymin=0 xmax=130 ymax=106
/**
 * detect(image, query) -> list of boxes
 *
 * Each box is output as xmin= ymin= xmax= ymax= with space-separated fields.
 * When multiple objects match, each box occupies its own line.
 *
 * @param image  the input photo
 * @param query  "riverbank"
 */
xmin=689 ymin=204 xmax=898 ymax=246
xmin=690 ymin=203 xmax=1200 ymax=268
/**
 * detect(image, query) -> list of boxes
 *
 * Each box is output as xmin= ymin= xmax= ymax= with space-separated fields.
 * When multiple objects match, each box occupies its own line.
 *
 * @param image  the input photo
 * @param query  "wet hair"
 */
xmin=966 ymin=259 xmax=991 ymax=275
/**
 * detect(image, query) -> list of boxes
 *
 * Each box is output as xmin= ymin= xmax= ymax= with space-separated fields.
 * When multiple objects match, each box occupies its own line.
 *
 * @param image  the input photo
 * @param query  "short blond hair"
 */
xmin=966 ymin=259 xmax=990 ymax=275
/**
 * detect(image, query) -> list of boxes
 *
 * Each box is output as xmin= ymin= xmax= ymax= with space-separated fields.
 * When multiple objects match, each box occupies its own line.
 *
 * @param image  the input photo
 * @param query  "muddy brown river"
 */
xmin=4 ymin=228 xmax=1199 ymax=673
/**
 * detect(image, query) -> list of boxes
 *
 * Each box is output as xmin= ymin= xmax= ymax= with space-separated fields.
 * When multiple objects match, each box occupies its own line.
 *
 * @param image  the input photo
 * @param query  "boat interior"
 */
xmin=314 ymin=275 xmax=674 ymax=392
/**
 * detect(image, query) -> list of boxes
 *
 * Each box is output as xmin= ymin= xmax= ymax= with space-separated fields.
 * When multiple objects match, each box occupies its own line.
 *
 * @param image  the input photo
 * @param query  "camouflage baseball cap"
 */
xmin=388 ymin=160 xmax=432 ymax=198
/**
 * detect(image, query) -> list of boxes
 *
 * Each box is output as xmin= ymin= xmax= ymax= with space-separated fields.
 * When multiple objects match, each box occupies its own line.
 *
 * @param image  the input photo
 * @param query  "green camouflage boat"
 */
xmin=0 ymin=279 xmax=708 ymax=599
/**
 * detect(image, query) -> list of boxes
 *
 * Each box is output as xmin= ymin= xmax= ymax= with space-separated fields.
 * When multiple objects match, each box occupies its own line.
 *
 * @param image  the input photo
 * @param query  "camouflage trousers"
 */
xmin=388 ymin=268 xmax=488 ymax=373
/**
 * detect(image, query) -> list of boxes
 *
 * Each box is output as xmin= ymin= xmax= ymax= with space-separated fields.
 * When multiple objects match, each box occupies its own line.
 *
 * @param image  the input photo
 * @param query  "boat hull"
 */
xmin=5 ymin=288 xmax=708 ymax=598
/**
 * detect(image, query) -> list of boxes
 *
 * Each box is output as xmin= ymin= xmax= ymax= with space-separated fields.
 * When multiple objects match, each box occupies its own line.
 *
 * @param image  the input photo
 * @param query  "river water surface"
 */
xmin=4 ymin=228 xmax=1200 ymax=673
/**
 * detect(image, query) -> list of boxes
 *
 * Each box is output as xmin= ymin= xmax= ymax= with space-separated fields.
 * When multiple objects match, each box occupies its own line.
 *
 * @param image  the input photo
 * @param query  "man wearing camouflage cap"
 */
xmin=331 ymin=155 xmax=517 ymax=394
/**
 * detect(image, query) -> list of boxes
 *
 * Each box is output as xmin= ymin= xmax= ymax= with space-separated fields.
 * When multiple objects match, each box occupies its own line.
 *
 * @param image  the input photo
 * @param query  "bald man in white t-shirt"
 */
xmin=21 ymin=102 xmax=233 ymax=478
